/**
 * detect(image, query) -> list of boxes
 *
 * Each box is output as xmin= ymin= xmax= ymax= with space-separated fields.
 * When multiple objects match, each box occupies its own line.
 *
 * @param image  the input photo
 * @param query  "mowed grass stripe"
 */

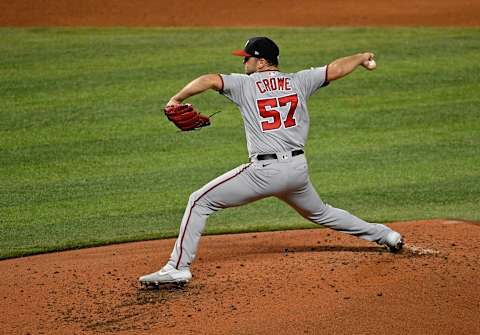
xmin=1 ymin=27 xmax=479 ymax=259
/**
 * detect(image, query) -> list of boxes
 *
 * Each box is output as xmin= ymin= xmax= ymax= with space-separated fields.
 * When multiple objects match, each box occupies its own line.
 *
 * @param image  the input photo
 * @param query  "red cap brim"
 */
xmin=232 ymin=49 xmax=252 ymax=57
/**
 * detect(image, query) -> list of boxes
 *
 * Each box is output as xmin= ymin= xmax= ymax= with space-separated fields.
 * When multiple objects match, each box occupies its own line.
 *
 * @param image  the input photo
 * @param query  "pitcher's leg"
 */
xmin=169 ymin=162 xmax=265 ymax=269
xmin=278 ymin=180 xmax=392 ymax=243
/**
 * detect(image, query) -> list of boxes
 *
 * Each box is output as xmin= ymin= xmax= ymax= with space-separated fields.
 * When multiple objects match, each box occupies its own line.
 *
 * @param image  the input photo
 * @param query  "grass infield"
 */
xmin=1 ymin=28 xmax=479 ymax=259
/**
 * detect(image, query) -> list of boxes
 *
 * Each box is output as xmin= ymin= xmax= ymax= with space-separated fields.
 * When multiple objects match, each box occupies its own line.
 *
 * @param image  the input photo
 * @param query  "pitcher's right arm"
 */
xmin=327 ymin=52 xmax=376 ymax=82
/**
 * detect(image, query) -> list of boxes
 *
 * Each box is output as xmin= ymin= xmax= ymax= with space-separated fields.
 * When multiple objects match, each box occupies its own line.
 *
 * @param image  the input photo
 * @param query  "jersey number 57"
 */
xmin=256 ymin=94 xmax=299 ymax=132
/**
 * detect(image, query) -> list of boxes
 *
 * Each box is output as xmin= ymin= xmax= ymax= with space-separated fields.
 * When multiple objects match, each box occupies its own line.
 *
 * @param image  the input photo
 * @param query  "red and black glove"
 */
xmin=164 ymin=104 xmax=210 ymax=131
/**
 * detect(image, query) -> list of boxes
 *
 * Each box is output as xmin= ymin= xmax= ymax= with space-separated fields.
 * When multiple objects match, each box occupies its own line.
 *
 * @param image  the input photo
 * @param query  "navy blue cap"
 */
xmin=232 ymin=37 xmax=279 ymax=63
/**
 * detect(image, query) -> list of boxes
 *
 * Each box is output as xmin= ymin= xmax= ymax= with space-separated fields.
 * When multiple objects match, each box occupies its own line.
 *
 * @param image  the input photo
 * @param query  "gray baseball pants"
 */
xmin=168 ymin=152 xmax=393 ymax=269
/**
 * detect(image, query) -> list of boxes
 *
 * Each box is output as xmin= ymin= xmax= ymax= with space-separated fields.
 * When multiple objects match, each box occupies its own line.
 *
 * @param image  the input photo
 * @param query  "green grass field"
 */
xmin=1 ymin=28 xmax=479 ymax=259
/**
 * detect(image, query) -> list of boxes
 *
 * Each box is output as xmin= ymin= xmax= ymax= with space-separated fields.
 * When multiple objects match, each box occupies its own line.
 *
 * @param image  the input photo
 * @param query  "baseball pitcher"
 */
xmin=139 ymin=37 xmax=404 ymax=286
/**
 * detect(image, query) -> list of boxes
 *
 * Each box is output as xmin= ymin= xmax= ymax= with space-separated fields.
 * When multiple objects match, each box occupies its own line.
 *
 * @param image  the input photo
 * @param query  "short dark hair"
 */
xmin=264 ymin=58 xmax=278 ymax=66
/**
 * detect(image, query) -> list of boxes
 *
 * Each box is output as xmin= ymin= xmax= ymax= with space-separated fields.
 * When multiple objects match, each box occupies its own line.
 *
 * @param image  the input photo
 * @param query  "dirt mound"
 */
xmin=1 ymin=0 xmax=480 ymax=26
xmin=1 ymin=220 xmax=479 ymax=334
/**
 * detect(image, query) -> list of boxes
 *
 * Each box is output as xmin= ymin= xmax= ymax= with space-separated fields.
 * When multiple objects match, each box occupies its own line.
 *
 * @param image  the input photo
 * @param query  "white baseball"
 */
xmin=366 ymin=59 xmax=377 ymax=70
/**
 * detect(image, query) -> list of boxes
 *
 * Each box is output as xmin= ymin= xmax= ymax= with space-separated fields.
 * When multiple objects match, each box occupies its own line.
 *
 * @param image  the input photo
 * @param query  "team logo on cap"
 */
xmin=254 ymin=51 xmax=260 ymax=56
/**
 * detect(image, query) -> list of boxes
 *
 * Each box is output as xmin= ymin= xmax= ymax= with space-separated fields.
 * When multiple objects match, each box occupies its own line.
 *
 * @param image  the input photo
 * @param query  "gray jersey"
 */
xmin=220 ymin=66 xmax=328 ymax=157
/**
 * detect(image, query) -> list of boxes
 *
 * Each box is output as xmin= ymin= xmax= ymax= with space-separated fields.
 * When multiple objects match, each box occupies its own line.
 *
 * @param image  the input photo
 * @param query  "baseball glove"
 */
xmin=164 ymin=104 xmax=211 ymax=131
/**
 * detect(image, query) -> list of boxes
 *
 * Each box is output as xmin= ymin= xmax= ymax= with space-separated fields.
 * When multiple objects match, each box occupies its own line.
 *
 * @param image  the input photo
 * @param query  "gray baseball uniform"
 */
xmin=168 ymin=66 xmax=393 ymax=270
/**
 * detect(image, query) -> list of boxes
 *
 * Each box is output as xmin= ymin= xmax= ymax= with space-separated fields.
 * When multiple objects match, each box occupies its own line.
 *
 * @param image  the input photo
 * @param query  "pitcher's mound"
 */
xmin=1 ymin=219 xmax=479 ymax=334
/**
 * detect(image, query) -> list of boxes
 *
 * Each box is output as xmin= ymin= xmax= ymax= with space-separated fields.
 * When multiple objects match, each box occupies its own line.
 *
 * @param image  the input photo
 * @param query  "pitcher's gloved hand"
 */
xmin=164 ymin=104 xmax=211 ymax=131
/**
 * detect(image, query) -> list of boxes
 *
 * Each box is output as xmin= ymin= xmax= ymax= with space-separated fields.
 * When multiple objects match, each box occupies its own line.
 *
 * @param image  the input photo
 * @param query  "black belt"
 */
xmin=256 ymin=149 xmax=304 ymax=161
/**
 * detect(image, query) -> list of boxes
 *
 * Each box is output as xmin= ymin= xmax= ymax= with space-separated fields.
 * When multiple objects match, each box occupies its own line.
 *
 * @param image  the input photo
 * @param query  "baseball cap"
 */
xmin=232 ymin=37 xmax=279 ymax=64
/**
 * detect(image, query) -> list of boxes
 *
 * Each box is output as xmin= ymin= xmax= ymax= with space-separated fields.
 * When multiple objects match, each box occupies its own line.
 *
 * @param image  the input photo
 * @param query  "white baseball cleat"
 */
xmin=382 ymin=231 xmax=405 ymax=253
xmin=139 ymin=264 xmax=192 ymax=286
